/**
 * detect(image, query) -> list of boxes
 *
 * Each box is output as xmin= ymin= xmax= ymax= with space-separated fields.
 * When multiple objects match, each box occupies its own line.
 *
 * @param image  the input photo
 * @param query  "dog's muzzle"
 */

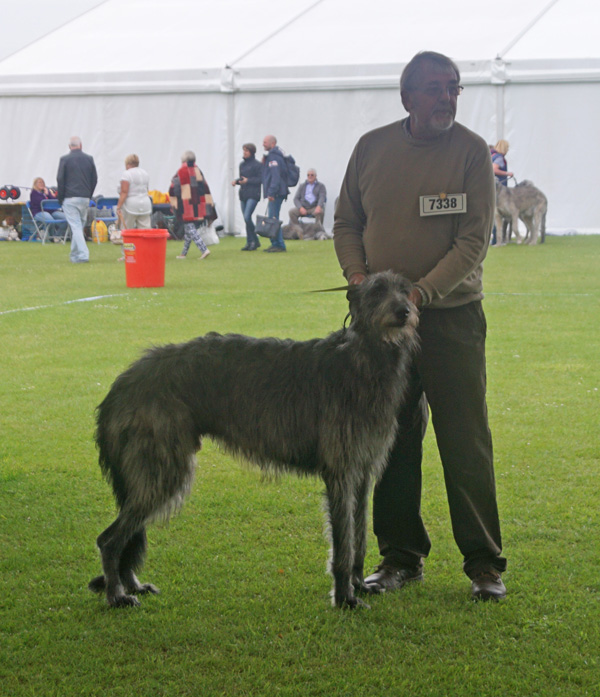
xmin=388 ymin=304 xmax=412 ymax=327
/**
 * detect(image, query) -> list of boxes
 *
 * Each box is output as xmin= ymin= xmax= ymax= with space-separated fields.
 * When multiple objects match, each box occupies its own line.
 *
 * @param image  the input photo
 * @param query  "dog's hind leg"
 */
xmin=119 ymin=529 xmax=159 ymax=596
xmin=93 ymin=512 xmax=147 ymax=607
xmin=323 ymin=473 xmax=368 ymax=609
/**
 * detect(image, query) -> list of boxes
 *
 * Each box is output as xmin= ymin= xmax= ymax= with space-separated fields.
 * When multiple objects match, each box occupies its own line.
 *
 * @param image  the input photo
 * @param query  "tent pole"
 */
xmin=496 ymin=83 xmax=505 ymax=142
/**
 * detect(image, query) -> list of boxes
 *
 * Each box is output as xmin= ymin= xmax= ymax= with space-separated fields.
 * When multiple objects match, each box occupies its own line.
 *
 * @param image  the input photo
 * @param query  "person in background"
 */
xmin=57 ymin=136 xmax=97 ymax=263
xmin=261 ymin=134 xmax=288 ymax=253
xmin=116 ymin=154 xmax=152 ymax=230
xmin=489 ymin=140 xmax=513 ymax=244
xmin=490 ymin=140 xmax=513 ymax=185
xmin=169 ymin=150 xmax=216 ymax=260
xmin=232 ymin=143 xmax=262 ymax=251
xmin=29 ymin=177 xmax=68 ymax=242
xmin=286 ymin=169 xmax=327 ymax=239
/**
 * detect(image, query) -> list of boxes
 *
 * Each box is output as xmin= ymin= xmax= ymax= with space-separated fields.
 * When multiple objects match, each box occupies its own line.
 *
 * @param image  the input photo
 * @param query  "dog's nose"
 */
xmin=394 ymin=305 xmax=410 ymax=325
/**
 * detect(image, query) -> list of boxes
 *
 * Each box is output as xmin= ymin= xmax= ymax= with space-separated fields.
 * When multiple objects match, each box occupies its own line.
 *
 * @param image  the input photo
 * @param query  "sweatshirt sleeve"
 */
xmin=333 ymin=143 xmax=369 ymax=280
xmin=417 ymin=138 xmax=495 ymax=303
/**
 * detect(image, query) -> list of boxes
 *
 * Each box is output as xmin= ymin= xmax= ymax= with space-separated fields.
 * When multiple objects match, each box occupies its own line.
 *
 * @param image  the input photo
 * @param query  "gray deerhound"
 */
xmin=89 ymin=271 xmax=419 ymax=609
xmin=495 ymin=180 xmax=548 ymax=245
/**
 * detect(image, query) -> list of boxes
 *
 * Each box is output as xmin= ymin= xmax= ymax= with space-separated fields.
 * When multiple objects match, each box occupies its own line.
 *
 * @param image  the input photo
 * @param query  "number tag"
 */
xmin=419 ymin=193 xmax=467 ymax=217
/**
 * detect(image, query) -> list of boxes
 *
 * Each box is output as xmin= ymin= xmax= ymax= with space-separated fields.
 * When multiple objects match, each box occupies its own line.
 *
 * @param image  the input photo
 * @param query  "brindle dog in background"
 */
xmin=495 ymin=179 xmax=548 ymax=245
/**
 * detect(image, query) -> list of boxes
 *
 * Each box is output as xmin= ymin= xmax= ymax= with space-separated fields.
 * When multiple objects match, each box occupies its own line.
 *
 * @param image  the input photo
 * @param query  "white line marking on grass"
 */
xmin=0 ymin=294 xmax=129 ymax=316
xmin=486 ymin=292 xmax=593 ymax=297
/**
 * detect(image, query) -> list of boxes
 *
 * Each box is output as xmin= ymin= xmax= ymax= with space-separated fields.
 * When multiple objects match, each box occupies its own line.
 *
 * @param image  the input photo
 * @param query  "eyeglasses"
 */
xmin=417 ymin=85 xmax=464 ymax=99
xmin=307 ymin=173 xmax=316 ymax=177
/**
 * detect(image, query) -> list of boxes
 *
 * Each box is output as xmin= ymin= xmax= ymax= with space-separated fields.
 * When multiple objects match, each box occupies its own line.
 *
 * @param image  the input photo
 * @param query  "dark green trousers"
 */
xmin=373 ymin=301 xmax=507 ymax=578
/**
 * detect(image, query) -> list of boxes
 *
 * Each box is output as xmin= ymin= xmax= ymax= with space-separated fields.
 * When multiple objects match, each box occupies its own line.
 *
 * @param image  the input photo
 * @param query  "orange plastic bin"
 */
xmin=122 ymin=229 xmax=169 ymax=288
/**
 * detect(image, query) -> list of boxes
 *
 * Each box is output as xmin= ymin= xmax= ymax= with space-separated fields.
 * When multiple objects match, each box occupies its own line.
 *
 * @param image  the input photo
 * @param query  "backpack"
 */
xmin=283 ymin=154 xmax=300 ymax=187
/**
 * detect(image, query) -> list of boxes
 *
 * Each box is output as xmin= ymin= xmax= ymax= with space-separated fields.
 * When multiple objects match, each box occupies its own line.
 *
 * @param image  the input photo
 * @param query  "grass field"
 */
xmin=1 ymin=235 xmax=599 ymax=697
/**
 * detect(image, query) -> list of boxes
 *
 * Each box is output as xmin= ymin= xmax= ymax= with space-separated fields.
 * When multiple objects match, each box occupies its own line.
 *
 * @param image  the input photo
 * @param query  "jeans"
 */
xmin=62 ymin=197 xmax=90 ymax=262
xmin=267 ymin=196 xmax=286 ymax=250
xmin=34 ymin=211 xmax=68 ymax=238
xmin=241 ymin=198 xmax=259 ymax=247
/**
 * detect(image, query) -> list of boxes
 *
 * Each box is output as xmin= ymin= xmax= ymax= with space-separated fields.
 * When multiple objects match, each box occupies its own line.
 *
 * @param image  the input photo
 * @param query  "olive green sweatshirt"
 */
xmin=333 ymin=118 xmax=495 ymax=309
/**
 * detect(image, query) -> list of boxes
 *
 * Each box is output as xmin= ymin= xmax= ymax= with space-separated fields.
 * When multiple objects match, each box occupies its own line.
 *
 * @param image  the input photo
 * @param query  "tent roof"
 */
xmin=0 ymin=0 xmax=598 ymax=92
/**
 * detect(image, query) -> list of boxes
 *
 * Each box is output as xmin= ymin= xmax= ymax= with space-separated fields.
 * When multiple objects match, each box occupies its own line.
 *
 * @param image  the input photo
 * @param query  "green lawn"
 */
xmin=1 ymin=235 xmax=599 ymax=697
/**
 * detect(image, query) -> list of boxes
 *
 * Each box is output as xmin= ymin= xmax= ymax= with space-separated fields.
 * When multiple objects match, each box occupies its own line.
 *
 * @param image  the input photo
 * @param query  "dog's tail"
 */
xmin=95 ymin=363 xmax=199 ymax=522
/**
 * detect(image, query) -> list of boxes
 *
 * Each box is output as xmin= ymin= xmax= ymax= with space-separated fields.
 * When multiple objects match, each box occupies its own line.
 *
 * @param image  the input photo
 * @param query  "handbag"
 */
xmin=256 ymin=206 xmax=281 ymax=239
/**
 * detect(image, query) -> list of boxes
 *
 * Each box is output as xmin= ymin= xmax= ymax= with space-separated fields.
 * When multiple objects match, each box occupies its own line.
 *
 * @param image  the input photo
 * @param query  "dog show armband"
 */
xmin=419 ymin=193 xmax=467 ymax=217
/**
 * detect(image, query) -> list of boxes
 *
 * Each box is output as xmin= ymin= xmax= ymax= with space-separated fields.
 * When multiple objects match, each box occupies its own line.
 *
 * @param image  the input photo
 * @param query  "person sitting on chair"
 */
xmin=29 ymin=177 xmax=68 ymax=242
xmin=286 ymin=169 xmax=327 ymax=239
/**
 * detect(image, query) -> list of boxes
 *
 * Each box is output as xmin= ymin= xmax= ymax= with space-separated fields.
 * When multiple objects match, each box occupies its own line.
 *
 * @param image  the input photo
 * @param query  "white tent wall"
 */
xmin=1 ymin=0 xmax=600 ymax=236
xmin=0 ymin=89 xmax=230 ymax=222
xmin=504 ymin=80 xmax=600 ymax=233
xmin=230 ymin=74 xmax=498 ymax=233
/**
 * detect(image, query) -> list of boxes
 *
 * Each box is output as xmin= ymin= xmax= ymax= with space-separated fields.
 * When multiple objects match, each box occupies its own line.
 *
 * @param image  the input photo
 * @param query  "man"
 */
xmin=287 ymin=169 xmax=327 ymax=239
xmin=57 ymin=136 xmax=97 ymax=263
xmin=261 ymin=134 xmax=288 ymax=252
xmin=333 ymin=51 xmax=507 ymax=601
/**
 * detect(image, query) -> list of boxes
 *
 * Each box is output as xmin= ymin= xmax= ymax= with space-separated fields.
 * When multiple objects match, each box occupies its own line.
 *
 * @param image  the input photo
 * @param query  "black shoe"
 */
xmin=363 ymin=562 xmax=424 ymax=592
xmin=471 ymin=571 xmax=506 ymax=601
xmin=241 ymin=244 xmax=250 ymax=251
xmin=265 ymin=246 xmax=286 ymax=253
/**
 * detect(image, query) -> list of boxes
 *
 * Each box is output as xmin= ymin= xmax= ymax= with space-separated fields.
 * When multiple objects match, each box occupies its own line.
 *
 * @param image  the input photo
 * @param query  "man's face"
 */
xmin=263 ymin=137 xmax=274 ymax=151
xmin=402 ymin=61 xmax=460 ymax=139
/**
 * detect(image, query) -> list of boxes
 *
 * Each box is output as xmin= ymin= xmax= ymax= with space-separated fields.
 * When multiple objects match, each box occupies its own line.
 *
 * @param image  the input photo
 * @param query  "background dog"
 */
xmin=495 ymin=180 xmax=548 ymax=245
xmin=89 ymin=271 xmax=419 ymax=610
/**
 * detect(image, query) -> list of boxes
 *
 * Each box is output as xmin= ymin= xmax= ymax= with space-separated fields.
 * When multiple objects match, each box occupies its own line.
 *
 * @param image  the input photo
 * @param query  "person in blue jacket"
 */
xmin=261 ymin=134 xmax=288 ymax=252
xmin=232 ymin=143 xmax=263 ymax=251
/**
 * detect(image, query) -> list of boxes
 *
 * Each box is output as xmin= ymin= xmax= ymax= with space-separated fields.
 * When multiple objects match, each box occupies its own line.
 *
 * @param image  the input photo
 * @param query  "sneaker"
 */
xmin=199 ymin=249 xmax=211 ymax=260
xmin=471 ymin=571 xmax=506 ymax=601
xmin=364 ymin=562 xmax=424 ymax=592
xmin=264 ymin=246 xmax=286 ymax=253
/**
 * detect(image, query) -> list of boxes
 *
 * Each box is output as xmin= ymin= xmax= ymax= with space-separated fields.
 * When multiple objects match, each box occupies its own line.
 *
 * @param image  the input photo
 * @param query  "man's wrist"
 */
xmin=413 ymin=284 xmax=429 ymax=307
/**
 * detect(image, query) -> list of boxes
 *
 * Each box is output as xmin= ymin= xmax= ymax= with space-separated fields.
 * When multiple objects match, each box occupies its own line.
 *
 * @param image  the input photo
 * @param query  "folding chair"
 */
xmin=22 ymin=202 xmax=50 ymax=243
xmin=40 ymin=199 xmax=71 ymax=243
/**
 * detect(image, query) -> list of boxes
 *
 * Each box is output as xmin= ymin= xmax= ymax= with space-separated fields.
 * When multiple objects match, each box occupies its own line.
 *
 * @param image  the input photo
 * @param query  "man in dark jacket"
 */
xmin=57 ymin=136 xmax=97 ymax=263
xmin=287 ymin=169 xmax=327 ymax=239
xmin=261 ymin=134 xmax=288 ymax=253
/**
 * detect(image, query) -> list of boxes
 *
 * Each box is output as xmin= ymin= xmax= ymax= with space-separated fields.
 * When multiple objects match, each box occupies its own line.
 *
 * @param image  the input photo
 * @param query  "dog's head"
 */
xmin=347 ymin=271 xmax=419 ymax=345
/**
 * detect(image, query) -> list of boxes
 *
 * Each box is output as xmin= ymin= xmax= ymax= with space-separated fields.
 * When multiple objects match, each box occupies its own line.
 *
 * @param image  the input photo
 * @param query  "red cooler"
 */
xmin=122 ymin=229 xmax=169 ymax=288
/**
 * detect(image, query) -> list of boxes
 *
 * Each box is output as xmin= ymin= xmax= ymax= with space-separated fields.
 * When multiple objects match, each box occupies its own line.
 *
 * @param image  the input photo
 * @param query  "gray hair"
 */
xmin=400 ymin=51 xmax=460 ymax=93
xmin=181 ymin=150 xmax=196 ymax=164
xmin=69 ymin=136 xmax=82 ymax=149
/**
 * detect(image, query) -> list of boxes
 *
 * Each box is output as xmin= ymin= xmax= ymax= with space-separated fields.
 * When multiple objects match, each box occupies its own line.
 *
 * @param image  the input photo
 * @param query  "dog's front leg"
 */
xmin=323 ymin=474 xmax=369 ymax=609
xmin=351 ymin=473 xmax=381 ymax=597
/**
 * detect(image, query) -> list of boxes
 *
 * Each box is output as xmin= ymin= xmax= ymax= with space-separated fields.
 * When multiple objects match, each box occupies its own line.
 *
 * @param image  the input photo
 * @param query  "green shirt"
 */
xmin=333 ymin=118 xmax=494 ymax=309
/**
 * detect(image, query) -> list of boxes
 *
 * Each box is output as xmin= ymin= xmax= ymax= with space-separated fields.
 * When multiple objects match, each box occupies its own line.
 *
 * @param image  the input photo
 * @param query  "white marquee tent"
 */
xmin=1 ymin=0 xmax=599 ymax=234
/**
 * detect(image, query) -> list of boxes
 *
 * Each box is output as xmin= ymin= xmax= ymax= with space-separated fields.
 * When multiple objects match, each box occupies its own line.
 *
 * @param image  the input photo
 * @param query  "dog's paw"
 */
xmin=133 ymin=583 xmax=160 ymax=596
xmin=339 ymin=596 xmax=371 ymax=610
xmin=88 ymin=575 xmax=106 ymax=593
xmin=108 ymin=594 xmax=141 ymax=608
xmin=353 ymin=578 xmax=385 ymax=596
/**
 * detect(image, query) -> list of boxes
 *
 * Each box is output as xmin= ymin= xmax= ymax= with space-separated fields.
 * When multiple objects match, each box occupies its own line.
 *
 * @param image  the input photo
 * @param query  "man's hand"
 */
xmin=349 ymin=273 xmax=366 ymax=285
xmin=314 ymin=205 xmax=323 ymax=215
xmin=299 ymin=206 xmax=307 ymax=215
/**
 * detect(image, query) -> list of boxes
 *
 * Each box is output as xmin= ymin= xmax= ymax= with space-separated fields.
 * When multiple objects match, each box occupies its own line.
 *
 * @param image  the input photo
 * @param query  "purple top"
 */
xmin=30 ymin=189 xmax=50 ymax=216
